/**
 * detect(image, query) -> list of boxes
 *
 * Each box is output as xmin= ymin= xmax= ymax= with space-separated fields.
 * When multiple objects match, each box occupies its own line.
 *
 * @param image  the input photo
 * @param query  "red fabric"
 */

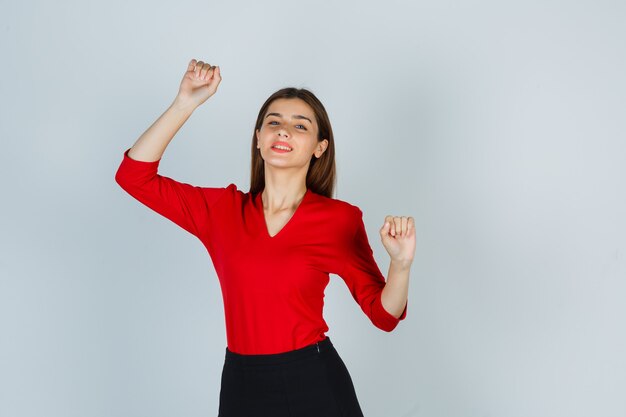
xmin=115 ymin=148 xmax=407 ymax=354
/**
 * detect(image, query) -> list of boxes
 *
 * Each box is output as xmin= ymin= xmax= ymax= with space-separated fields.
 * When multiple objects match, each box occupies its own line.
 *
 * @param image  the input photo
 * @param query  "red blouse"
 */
xmin=115 ymin=148 xmax=407 ymax=354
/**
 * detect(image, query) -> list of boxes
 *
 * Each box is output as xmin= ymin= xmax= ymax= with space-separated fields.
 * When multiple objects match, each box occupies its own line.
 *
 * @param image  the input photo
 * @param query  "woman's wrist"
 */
xmin=389 ymin=258 xmax=412 ymax=271
xmin=171 ymin=95 xmax=198 ymax=113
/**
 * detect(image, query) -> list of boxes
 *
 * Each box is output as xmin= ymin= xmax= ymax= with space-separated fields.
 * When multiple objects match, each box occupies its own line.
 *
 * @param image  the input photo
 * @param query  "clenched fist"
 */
xmin=380 ymin=215 xmax=416 ymax=265
xmin=176 ymin=58 xmax=222 ymax=109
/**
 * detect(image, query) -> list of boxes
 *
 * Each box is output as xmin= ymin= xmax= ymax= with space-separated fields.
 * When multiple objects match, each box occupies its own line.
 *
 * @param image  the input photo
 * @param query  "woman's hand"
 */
xmin=175 ymin=59 xmax=222 ymax=109
xmin=380 ymin=215 xmax=416 ymax=266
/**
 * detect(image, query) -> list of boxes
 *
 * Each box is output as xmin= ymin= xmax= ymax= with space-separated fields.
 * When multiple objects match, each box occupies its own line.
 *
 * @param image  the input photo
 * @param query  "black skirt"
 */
xmin=218 ymin=336 xmax=365 ymax=417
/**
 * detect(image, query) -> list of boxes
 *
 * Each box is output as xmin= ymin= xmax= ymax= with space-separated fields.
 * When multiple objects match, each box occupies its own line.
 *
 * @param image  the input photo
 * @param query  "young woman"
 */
xmin=115 ymin=58 xmax=415 ymax=417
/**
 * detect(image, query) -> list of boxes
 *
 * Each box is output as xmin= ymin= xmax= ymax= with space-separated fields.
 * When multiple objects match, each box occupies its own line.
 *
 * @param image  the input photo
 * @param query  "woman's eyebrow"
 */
xmin=265 ymin=112 xmax=312 ymax=124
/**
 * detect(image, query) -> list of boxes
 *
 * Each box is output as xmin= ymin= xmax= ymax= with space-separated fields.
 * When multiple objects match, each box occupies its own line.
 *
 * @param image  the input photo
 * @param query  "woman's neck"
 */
xmin=261 ymin=174 xmax=307 ymax=211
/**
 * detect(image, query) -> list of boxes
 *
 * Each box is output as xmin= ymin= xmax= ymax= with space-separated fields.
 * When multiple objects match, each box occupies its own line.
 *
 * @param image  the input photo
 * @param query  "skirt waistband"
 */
xmin=224 ymin=336 xmax=334 ymax=366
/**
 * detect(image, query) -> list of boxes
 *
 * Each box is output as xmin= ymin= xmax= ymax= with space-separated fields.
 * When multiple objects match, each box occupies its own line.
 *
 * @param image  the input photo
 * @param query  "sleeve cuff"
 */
xmin=372 ymin=292 xmax=407 ymax=332
xmin=123 ymin=148 xmax=161 ymax=166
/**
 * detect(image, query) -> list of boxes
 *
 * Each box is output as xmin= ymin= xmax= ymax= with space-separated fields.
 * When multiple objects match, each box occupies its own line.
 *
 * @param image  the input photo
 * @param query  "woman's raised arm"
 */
xmin=114 ymin=59 xmax=226 ymax=239
xmin=127 ymin=59 xmax=222 ymax=162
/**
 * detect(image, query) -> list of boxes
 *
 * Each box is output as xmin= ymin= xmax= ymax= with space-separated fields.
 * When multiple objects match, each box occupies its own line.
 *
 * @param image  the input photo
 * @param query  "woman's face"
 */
xmin=256 ymin=98 xmax=328 ymax=170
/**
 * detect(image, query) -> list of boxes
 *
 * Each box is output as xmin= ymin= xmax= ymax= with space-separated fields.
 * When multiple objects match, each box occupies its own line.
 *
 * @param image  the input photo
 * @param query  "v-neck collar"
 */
xmin=256 ymin=188 xmax=311 ymax=239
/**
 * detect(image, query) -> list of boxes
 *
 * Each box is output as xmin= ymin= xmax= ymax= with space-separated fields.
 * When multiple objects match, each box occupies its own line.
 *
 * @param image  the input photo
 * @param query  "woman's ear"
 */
xmin=316 ymin=139 xmax=329 ymax=158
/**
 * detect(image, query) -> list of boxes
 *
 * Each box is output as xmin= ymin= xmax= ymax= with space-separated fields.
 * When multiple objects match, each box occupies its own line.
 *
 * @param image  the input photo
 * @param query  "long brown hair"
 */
xmin=249 ymin=87 xmax=336 ymax=198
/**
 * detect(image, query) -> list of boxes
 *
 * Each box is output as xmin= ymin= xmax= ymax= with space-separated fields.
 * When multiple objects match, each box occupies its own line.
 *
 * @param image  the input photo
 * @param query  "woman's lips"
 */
xmin=271 ymin=147 xmax=292 ymax=153
xmin=271 ymin=142 xmax=293 ymax=153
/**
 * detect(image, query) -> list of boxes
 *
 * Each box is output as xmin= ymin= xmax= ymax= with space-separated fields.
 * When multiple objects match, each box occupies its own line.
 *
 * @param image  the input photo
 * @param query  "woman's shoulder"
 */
xmin=200 ymin=182 xmax=247 ymax=195
xmin=198 ymin=182 xmax=248 ymax=208
xmin=309 ymin=190 xmax=363 ymax=221
xmin=308 ymin=192 xmax=368 ymax=245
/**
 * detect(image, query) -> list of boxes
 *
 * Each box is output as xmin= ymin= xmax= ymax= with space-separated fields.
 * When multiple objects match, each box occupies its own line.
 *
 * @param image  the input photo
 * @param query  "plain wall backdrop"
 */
xmin=1 ymin=1 xmax=624 ymax=416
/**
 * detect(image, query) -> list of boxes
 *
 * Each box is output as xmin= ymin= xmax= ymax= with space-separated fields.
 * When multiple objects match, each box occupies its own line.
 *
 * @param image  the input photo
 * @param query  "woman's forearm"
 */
xmin=381 ymin=260 xmax=410 ymax=319
xmin=127 ymin=97 xmax=197 ymax=162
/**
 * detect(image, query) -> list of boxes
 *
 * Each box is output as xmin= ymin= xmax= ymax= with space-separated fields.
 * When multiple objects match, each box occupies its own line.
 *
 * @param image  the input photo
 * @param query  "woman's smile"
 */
xmin=271 ymin=141 xmax=293 ymax=152
xmin=271 ymin=147 xmax=292 ymax=153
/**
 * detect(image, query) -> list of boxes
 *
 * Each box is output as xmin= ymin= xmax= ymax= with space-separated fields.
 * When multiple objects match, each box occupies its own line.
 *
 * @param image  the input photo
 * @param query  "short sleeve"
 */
xmin=114 ymin=148 xmax=229 ymax=238
xmin=338 ymin=206 xmax=407 ymax=332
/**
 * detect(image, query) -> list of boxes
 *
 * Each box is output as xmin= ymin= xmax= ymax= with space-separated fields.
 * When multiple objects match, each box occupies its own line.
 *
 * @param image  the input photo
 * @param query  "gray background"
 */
xmin=1 ymin=1 xmax=625 ymax=416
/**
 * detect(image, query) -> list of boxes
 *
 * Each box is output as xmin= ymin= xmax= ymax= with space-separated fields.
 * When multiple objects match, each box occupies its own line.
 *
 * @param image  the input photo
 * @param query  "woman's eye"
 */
xmin=268 ymin=121 xmax=307 ymax=130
